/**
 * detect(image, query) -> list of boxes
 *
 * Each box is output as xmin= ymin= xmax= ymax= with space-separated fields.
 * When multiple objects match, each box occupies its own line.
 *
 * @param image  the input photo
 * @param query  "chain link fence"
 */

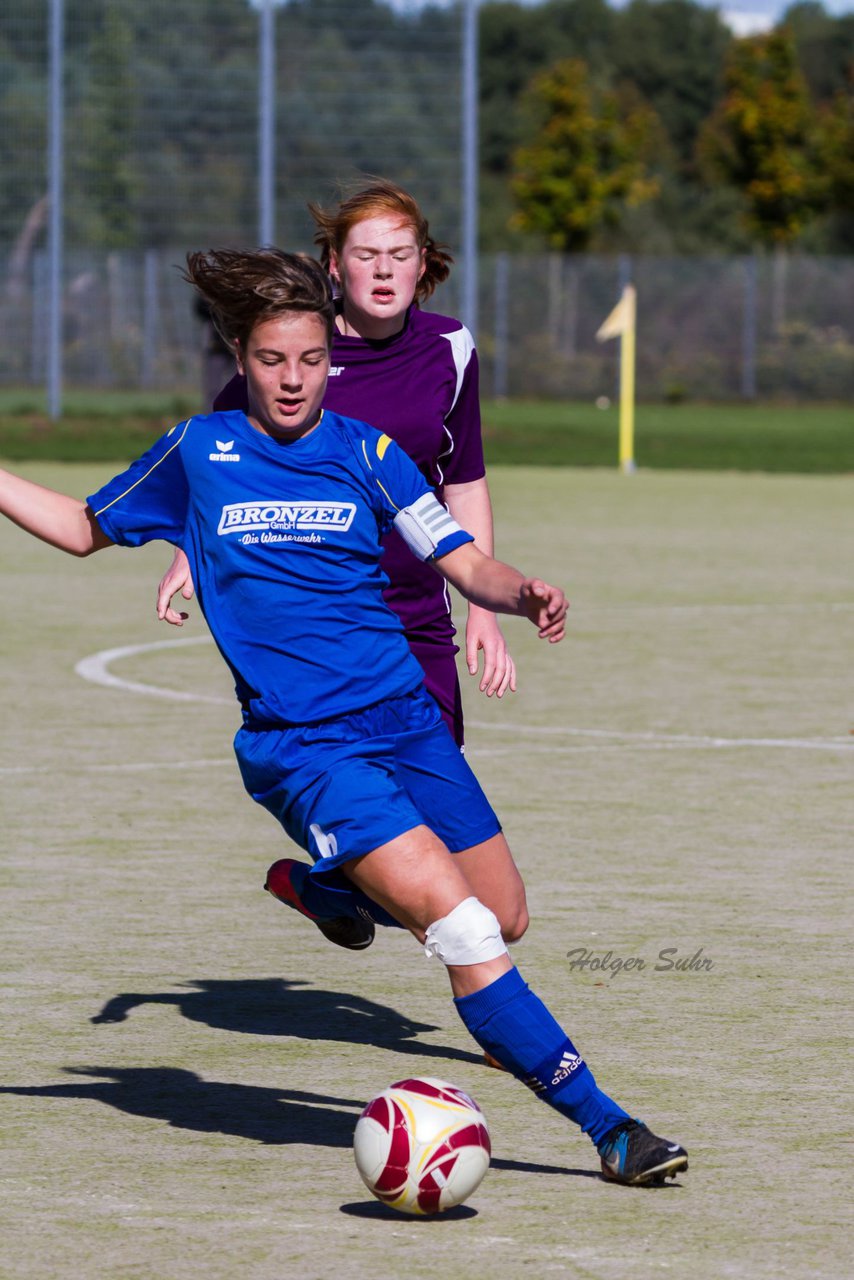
xmin=475 ymin=252 xmax=854 ymax=403
xmin=1 ymin=2 xmax=852 ymax=403
xmin=0 ymin=0 xmax=465 ymax=396
xmin=7 ymin=246 xmax=853 ymax=402
xmin=1 ymin=1 xmax=463 ymax=249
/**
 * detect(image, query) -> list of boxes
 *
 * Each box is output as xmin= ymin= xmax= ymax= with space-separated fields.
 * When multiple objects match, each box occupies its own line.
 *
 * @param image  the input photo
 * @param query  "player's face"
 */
xmin=332 ymin=214 xmax=426 ymax=340
xmin=237 ymin=312 xmax=330 ymax=441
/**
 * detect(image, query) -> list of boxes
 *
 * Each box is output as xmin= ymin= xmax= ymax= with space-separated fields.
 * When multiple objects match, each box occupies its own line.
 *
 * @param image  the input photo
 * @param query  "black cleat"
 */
xmin=598 ymin=1119 xmax=688 ymax=1186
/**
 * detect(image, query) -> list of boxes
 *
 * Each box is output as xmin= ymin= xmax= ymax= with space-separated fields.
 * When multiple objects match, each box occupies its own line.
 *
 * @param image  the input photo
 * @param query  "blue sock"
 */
xmin=298 ymin=863 xmax=402 ymax=930
xmin=454 ymin=967 xmax=629 ymax=1147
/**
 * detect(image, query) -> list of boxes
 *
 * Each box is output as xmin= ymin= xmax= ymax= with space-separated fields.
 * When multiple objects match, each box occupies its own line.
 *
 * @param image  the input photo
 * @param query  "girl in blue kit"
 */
xmin=0 ymin=249 xmax=687 ymax=1187
xmin=159 ymin=180 xmax=513 ymax=748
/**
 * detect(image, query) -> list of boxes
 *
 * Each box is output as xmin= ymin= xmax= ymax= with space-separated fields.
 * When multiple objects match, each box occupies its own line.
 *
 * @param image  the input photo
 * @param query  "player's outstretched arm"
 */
xmin=444 ymin=477 xmax=516 ymax=697
xmin=435 ymin=542 xmax=567 ymax=643
xmin=0 ymin=467 xmax=112 ymax=556
xmin=156 ymin=546 xmax=195 ymax=626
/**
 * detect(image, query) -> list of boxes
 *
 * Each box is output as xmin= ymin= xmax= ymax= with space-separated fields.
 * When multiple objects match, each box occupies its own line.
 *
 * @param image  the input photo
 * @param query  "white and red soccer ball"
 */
xmin=353 ymin=1077 xmax=491 ymax=1215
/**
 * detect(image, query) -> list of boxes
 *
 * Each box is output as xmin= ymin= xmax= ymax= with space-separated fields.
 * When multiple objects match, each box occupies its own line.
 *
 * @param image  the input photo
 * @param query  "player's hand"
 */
xmin=520 ymin=579 xmax=568 ymax=643
xmin=156 ymin=547 xmax=195 ymax=626
xmin=465 ymin=607 xmax=516 ymax=697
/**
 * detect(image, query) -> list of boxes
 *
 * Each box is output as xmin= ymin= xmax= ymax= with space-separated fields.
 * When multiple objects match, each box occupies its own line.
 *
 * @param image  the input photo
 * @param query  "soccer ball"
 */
xmin=353 ymin=1077 xmax=491 ymax=1215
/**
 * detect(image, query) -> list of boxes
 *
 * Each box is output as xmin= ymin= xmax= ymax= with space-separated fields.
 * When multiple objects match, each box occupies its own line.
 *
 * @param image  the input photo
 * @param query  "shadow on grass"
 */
xmin=0 ymin=1067 xmax=595 ymax=1178
xmin=339 ymin=1201 xmax=478 ymax=1220
xmin=2 ymin=979 xmax=631 ymax=1180
xmin=0 ymin=1067 xmax=362 ymax=1146
xmin=337 ymin=1151 xmax=607 ymax=1215
xmin=490 ymin=1157 xmax=598 ymax=1179
xmin=90 ymin=976 xmax=482 ymax=1065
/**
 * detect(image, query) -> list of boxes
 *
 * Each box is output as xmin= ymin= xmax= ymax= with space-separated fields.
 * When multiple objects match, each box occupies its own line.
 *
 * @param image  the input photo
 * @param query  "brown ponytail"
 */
xmin=182 ymin=248 xmax=335 ymax=352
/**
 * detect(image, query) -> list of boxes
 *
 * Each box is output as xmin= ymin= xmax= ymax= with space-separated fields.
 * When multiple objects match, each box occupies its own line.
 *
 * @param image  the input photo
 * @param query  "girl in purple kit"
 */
xmin=158 ymin=180 xmax=513 ymax=748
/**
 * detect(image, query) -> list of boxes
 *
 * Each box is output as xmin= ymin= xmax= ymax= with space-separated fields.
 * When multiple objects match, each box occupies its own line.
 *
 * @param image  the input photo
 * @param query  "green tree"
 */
xmin=70 ymin=3 xmax=138 ymax=248
xmin=510 ymin=57 xmax=660 ymax=251
xmin=782 ymin=2 xmax=854 ymax=104
xmin=0 ymin=47 xmax=45 ymax=250
xmin=783 ymin=2 xmax=854 ymax=249
xmin=612 ymin=0 xmax=732 ymax=173
xmin=609 ymin=0 xmax=738 ymax=251
xmin=479 ymin=0 xmax=616 ymax=247
xmin=480 ymin=0 xmax=615 ymax=173
xmin=811 ymin=84 xmax=854 ymax=250
xmin=698 ymin=28 xmax=823 ymax=246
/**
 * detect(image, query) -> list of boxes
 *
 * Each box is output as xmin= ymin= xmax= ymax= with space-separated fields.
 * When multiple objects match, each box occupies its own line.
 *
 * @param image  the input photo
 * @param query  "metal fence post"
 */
xmin=142 ymin=249 xmax=159 ymax=389
xmin=47 ymin=0 xmax=64 ymax=419
xmin=493 ymin=251 xmax=509 ymax=398
xmin=258 ymin=0 xmax=276 ymax=247
xmin=742 ymin=253 xmax=757 ymax=400
xmin=461 ymin=0 xmax=478 ymax=340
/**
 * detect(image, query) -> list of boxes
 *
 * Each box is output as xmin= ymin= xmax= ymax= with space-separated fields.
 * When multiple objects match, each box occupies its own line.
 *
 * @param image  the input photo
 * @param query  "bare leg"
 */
xmin=339 ymin=823 xmax=685 ymax=1181
xmin=454 ymin=833 xmax=528 ymax=943
xmin=340 ymin=824 xmax=513 ymax=997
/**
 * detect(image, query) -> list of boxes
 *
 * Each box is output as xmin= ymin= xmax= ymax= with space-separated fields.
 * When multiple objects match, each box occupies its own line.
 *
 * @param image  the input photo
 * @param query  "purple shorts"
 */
xmin=408 ymin=637 xmax=464 ymax=748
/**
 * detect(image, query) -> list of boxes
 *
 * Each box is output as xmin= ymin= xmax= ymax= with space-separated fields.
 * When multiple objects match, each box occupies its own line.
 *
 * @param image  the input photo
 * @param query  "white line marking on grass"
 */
xmin=472 ymin=739 xmax=853 ymax=756
xmin=0 ymin=757 xmax=235 ymax=777
xmin=74 ymin=636 xmax=853 ymax=754
xmin=468 ymin=721 xmax=853 ymax=752
xmin=581 ymin=601 xmax=854 ymax=616
xmin=74 ymin=636 xmax=232 ymax=706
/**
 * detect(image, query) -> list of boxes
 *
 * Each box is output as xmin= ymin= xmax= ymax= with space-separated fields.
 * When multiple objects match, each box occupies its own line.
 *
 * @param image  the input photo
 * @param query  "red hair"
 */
xmin=308 ymin=179 xmax=452 ymax=303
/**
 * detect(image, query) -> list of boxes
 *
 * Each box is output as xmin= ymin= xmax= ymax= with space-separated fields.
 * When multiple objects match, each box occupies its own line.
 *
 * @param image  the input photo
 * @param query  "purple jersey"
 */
xmin=214 ymin=306 xmax=484 ymax=645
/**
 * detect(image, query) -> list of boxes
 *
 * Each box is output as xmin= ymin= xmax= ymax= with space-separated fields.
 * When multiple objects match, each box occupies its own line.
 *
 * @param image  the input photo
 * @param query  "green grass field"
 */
xmin=0 ymin=392 xmax=851 ymax=472
xmin=482 ymin=399 xmax=854 ymax=472
xmin=1 ymin=464 xmax=852 ymax=1279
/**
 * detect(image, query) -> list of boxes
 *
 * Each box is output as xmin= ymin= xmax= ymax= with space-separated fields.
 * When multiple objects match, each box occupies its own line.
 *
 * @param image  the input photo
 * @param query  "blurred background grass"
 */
xmin=0 ymin=390 xmax=850 ymax=472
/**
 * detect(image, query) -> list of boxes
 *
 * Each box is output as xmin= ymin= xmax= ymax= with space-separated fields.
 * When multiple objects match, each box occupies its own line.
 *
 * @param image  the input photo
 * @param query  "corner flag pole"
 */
xmin=596 ymin=284 xmax=637 ymax=473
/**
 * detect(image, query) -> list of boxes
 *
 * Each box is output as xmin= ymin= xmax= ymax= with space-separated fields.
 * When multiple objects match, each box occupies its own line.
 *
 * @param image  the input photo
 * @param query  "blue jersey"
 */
xmin=214 ymin=307 xmax=485 ymax=642
xmin=87 ymin=409 xmax=472 ymax=725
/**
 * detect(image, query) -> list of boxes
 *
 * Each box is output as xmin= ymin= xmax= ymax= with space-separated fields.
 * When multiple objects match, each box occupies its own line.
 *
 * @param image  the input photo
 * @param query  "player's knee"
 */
xmin=422 ymin=896 xmax=508 ymax=966
xmin=500 ymin=901 xmax=529 ymax=945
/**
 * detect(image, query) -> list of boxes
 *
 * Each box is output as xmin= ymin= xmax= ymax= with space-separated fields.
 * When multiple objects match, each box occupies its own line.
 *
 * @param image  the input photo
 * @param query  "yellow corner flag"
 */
xmin=596 ymin=284 xmax=637 ymax=473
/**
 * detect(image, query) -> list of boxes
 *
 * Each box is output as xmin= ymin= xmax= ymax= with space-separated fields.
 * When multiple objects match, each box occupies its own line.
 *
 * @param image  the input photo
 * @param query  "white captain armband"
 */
xmin=393 ymin=491 xmax=469 ymax=561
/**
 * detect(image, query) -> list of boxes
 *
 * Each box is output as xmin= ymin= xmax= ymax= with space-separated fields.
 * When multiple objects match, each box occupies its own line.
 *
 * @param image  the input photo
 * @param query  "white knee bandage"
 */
xmin=423 ymin=897 xmax=508 ymax=966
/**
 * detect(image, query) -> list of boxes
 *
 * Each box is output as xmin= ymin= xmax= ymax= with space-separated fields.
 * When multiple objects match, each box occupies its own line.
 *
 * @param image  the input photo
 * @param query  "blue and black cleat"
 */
xmin=598 ymin=1118 xmax=688 ymax=1186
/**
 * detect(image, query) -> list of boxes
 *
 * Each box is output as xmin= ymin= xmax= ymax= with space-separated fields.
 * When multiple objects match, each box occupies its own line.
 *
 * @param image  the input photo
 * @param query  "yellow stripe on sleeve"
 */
xmin=93 ymin=419 xmax=192 ymax=517
xmin=360 ymin=435 xmax=400 ymax=511
xmin=374 ymin=477 xmax=399 ymax=511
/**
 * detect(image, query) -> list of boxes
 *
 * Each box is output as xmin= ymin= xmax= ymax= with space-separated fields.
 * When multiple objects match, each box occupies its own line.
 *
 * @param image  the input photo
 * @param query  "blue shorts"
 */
xmin=233 ymin=685 xmax=501 ymax=878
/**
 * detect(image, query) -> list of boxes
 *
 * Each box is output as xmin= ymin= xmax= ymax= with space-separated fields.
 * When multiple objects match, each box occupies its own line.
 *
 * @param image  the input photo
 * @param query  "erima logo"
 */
xmin=217 ymin=500 xmax=356 ymax=536
xmin=328 ymin=366 xmax=345 ymax=377
xmin=209 ymin=439 xmax=240 ymax=462
xmin=550 ymin=1051 xmax=584 ymax=1087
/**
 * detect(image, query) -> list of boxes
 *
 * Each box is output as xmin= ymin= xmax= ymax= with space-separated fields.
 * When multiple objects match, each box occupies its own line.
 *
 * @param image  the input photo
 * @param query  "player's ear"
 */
xmin=234 ymin=338 xmax=245 ymax=376
xmin=418 ymin=247 xmax=426 ymax=280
